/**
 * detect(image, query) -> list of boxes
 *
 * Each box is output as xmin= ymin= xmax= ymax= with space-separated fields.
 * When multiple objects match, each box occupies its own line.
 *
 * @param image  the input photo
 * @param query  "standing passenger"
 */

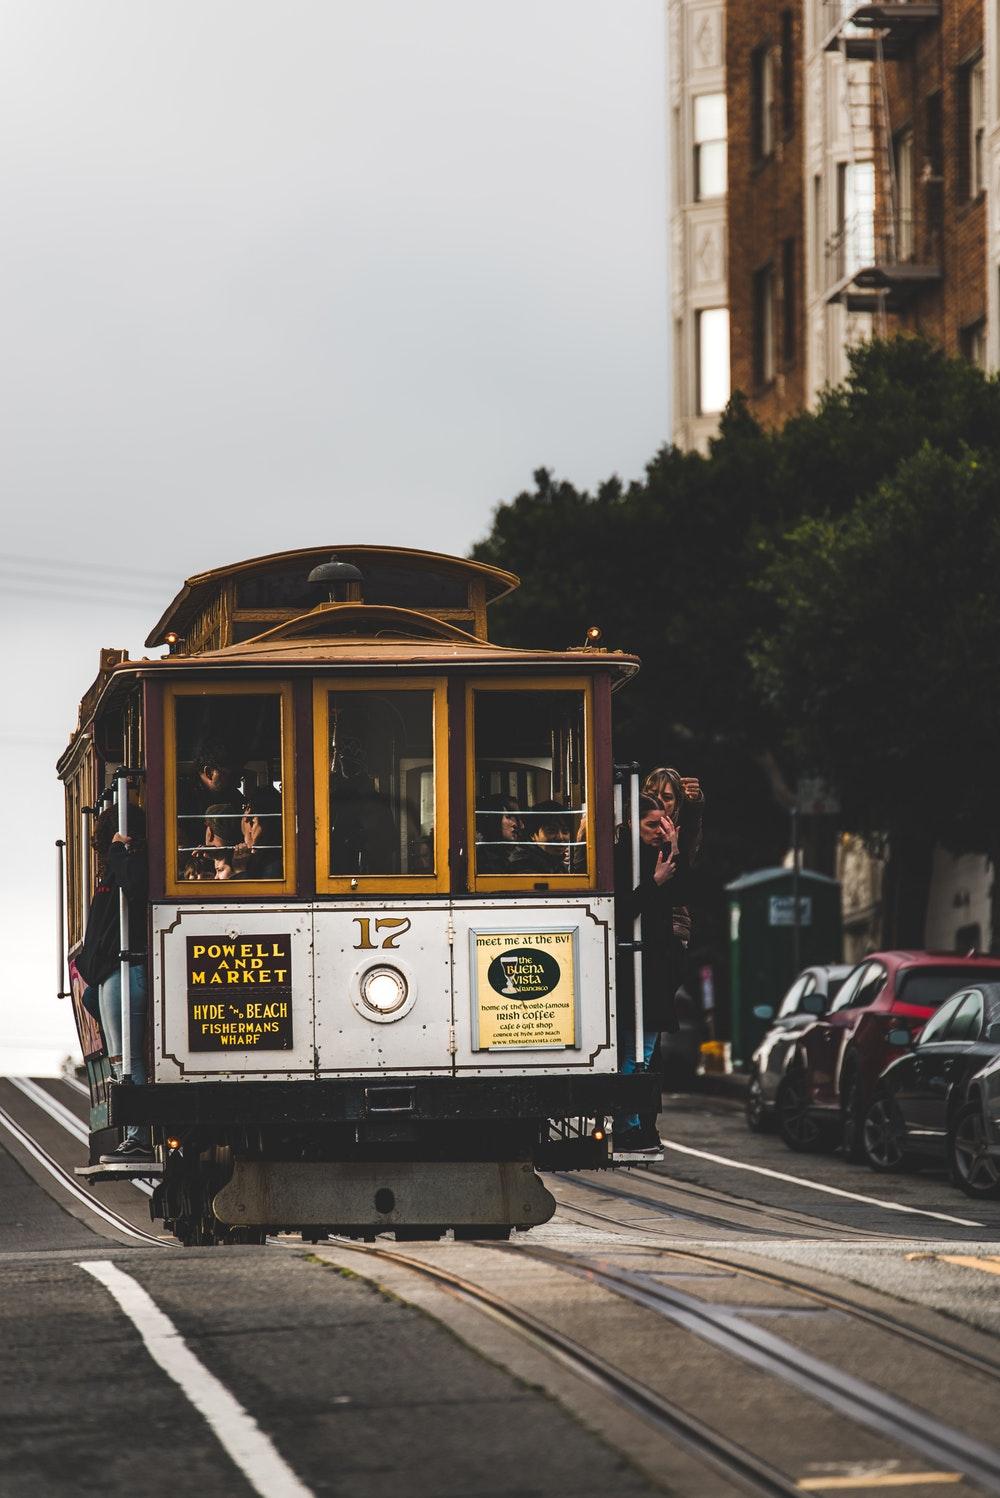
xmin=78 ymin=803 xmax=153 ymax=1162
xmin=612 ymin=795 xmax=678 ymax=1151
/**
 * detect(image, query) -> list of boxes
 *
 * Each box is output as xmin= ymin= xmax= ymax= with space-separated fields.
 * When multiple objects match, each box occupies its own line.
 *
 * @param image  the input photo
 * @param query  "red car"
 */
xmin=776 ymin=951 xmax=1000 ymax=1158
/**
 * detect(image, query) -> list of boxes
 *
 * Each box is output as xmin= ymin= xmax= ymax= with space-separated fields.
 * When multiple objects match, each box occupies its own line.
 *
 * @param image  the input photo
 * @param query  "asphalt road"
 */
xmin=3 ymin=1076 xmax=1000 ymax=1498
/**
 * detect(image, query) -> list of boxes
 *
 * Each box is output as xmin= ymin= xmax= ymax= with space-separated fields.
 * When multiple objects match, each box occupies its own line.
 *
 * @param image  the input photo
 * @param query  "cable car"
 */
xmin=57 ymin=546 xmax=658 ymax=1244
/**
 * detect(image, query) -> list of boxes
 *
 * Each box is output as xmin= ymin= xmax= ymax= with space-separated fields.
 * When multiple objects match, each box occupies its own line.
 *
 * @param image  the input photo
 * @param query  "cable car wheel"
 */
xmin=158 ymin=1144 xmax=266 ymax=1248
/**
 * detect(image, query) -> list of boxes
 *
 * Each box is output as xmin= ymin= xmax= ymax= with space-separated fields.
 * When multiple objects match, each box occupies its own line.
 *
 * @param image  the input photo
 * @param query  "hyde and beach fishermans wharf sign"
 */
xmin=472 ymin=929 xmax=578 ymax=1049
xmin=186 ymin=936 xmax=293 ymax=1051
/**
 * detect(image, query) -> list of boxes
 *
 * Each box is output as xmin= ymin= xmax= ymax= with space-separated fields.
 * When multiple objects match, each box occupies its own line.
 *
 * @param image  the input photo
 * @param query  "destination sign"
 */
xmin=186 ymin=935 xmax=293 ymax=1051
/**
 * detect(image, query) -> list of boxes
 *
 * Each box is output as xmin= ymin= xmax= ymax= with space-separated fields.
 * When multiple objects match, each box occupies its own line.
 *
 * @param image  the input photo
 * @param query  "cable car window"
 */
xmin=313 ymin=681 xmax=448 ymax=893
xmin=166 ymin=686 xmax=294 ymax=892
xmin=470 ymin=684 xmax=592 ymax=887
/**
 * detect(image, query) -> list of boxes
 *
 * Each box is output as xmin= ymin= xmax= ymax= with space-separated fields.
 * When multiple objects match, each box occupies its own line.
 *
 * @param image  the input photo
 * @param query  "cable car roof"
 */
xmin=145 ymin=545 xmax=520 ymax=649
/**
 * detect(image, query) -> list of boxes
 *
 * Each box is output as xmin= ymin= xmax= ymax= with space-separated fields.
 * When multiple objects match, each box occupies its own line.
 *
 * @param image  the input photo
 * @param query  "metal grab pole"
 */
xmin=81 ymin=806 xmax=94 ymax=929
xmin=56 ymin=840 xmax=68 ymax=999
xmin=630 ymin=771 xmax=643 ymax=1066
xmin=116 ymin=772 xmax=132 ymax=1085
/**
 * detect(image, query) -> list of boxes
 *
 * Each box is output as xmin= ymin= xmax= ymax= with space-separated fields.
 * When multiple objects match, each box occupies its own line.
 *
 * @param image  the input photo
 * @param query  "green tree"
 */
xmin=754 ymin=444 xmax=1000 ymax=943
xmin=473 ymin=335 xmax=1000 ymax=955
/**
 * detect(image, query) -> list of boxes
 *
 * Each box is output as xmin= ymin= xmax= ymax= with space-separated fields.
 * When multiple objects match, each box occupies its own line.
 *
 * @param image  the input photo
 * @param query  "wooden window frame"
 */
xmin=465 ymin=676 xmax=596 ymax=894
xmin=312 ymin=677 xmax=449 ymax=896
xmin=163 ymin=681 xmax=297 ymax=899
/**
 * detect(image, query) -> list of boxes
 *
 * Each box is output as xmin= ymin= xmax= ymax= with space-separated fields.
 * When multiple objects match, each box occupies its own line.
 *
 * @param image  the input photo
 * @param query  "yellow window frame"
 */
xmin=312 ymin=677 xmax=449 ymax=896
xmin=465 ymin=676 xmax=596 ymax=893
xmin=163 ymin=681 xmax=297 ymax=898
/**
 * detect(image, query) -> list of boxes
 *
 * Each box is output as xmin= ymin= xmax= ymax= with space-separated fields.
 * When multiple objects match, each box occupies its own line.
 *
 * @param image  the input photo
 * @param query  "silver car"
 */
xmin=745 ymin=964 xmax=852 ymax=1132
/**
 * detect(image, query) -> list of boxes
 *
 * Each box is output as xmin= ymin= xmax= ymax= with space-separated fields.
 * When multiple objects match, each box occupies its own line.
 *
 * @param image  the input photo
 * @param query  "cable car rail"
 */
xmin=327 ymin=1238 xmax=803 ymax=1498
xmin=0 ymin=1100 xmax=168 ymax=1248
xmin=505 ymin=1242 xmax=1000 ymax=1495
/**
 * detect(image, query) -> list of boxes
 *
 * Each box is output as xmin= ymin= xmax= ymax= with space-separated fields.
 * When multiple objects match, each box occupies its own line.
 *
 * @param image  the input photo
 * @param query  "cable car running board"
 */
xmin=212 ymin=1159 xmax=555 ymax=1232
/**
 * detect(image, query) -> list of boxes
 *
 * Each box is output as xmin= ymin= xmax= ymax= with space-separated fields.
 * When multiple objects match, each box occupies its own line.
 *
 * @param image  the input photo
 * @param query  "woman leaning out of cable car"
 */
xmin=612 ymin=793 xmax=681 ymax=1150
xmin=77 ymin=802 xmax=152 ymax=1161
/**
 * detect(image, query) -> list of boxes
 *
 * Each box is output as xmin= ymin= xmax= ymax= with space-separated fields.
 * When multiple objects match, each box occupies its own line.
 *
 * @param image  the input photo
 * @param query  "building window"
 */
xmin=782 ymin=238 xmax=796 ymax=365
xmin=696 ymin=308 xmax=730 ymax=414
xmin=781 ymin=10 xmax=795 ymax=136
xmin=752 ymin=46 xmax=776 ymax=162
xmin=893 ymin=128 xmax=914 ymax=260
xmin=836 ymin=160 xmax=875 ymax=278
xmin=960 ymin=56 xmax=986 ymax=199
xmin=753 ymin=265 xmax=776 ymax=388
xmin=813 ymin=173 xmax=825 ymax=291
xmin=960 ymin=318 xmax=987 ymax=369
xmin=694 ymin=93 xmax=727 ymax=200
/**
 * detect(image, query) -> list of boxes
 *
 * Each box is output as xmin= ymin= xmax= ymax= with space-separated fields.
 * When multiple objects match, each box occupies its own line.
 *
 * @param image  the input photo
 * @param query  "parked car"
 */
xmin=745 ymin=964 xmax=851 ymax=1132
xmin=861 ymin=984 xmax=1000 ymax=1172
xmin=776 ymin=951 xmax=1000 ymax=1157
xmin=949 ymin=1043 xmax=1000 ymax=1199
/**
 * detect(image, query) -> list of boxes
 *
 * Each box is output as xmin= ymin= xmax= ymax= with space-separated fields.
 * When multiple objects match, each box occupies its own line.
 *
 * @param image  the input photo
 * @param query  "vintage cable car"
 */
xmin=57 ymin=546 xmax=658 ymax=1244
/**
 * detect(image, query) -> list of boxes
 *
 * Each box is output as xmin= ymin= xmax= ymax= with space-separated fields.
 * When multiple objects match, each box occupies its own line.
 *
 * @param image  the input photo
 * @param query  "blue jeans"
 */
xmin=99 ymin=964 xmax=148 ymax=1146
xmin=614 ymin=1028 xmax=659 ymax=1132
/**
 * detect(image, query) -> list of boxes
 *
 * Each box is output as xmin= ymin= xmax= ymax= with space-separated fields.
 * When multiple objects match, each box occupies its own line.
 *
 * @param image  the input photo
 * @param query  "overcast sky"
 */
xmin=1 ymin=1 xmax=669 ymax=1069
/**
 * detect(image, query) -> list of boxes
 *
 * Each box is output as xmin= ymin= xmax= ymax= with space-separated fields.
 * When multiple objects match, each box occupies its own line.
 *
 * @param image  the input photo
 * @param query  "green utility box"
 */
xmin=726 ymin=867 xmax=842 ymax=1069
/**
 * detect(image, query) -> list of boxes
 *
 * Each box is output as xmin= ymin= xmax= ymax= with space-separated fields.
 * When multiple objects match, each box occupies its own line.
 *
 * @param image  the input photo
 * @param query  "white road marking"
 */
xmin=8 ymin=1076 xmax=153 ymax=1197
xmin=79 ymin=1261 xmax=314 ymax=1498
xmin=660 ymin=1140 xmax=986 ymax=1229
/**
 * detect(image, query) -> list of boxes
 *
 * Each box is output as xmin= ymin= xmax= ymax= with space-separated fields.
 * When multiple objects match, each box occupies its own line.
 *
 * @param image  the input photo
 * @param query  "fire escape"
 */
xmin=823 ymin=1 xmax=942 ymax=318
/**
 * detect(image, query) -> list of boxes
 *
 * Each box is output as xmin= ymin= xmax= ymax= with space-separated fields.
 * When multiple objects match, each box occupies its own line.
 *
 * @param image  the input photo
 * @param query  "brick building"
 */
xmin=667 ymin=3 xmax=1000 ymax=950
xmin=668 ymin=0 xmax=1000 ymax=441
xmin=726 ymin=2 xmax=808 ymax=423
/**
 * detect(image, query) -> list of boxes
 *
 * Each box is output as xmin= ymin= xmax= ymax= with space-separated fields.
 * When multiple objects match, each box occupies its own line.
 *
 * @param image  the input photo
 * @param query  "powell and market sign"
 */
xmin=186 ymin=936 xmax=293 ymax=1051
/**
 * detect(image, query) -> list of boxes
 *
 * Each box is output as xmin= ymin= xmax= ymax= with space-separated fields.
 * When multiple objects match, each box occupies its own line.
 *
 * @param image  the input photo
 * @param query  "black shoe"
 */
xmin=99 ymin=1140 xmax=155 ymax=1164
xmin=613 ymin=1126 xmax=646 ymax=1151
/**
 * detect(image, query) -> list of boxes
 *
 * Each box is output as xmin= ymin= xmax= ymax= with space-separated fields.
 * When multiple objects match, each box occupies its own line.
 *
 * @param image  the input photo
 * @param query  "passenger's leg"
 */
xmin=613 ymin=1028 xmax=659 ymax=1142
xmin=98 ymin=967 xmax=148 ymax=1149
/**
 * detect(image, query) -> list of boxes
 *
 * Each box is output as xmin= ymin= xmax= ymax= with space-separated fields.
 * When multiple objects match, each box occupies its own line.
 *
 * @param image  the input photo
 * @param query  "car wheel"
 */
xmin=745 ymin=1074 xmax=772 ymax=1133
xmin=862 ymin=1093 xmax=908 ymax=1173
xmin=776 ymin=1071 xmax=827 ymax=1152
xmin=949 ymin=1101 xmax=1000 ymax=1200
xmin=841 ymin=1072 xmax=867 ymax=1163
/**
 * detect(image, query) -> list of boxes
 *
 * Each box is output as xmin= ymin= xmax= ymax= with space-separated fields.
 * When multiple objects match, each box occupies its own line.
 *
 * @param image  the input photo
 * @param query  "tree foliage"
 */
xmin=471 ymin=336 xmax=1000 ymax=949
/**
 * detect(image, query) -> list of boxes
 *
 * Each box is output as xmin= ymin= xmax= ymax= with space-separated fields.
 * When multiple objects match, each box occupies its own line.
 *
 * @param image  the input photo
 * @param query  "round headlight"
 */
xmin=359 ymin=965 xmax=408 ymax=1015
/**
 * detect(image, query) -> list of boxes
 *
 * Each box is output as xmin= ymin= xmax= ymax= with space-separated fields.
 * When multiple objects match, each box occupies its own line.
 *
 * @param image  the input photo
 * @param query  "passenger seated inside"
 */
xmin=177 ymin=739 xmax=244 ymax=871
xmin=519 ymin=800 xmax=572 ymax=874
xmin=412 ymin=833 xmax=434 ymax=873
xmin=330 ymin=743 xmax=398 ymax=875
xmin=201 ymin=803 xmax=248 ymax=880
xmin=475 ymin=794 xmax=524 ymax=873
xmin=240 ymin=784 xmax=284 ymax=879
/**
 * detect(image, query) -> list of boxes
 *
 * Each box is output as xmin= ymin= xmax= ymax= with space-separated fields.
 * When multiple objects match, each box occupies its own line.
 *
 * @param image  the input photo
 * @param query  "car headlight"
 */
xmin=359 ymin=965 xmax=409 ymax=1016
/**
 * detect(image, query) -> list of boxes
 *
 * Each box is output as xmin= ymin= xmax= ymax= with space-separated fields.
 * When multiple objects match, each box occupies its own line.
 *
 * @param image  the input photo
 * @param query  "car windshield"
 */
xmin=898 ymin=968 xmax=1000 ymax=1007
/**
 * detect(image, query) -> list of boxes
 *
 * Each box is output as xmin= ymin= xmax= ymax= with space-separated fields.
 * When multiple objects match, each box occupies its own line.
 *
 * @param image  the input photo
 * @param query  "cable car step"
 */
xmin=212 ymin=1159 xmax=555 ymax=1231
xmin=75 ymin=1161 xmax=164 ymax=1182
xmin=610 ymin=1147 xmax=665 ymax=1164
